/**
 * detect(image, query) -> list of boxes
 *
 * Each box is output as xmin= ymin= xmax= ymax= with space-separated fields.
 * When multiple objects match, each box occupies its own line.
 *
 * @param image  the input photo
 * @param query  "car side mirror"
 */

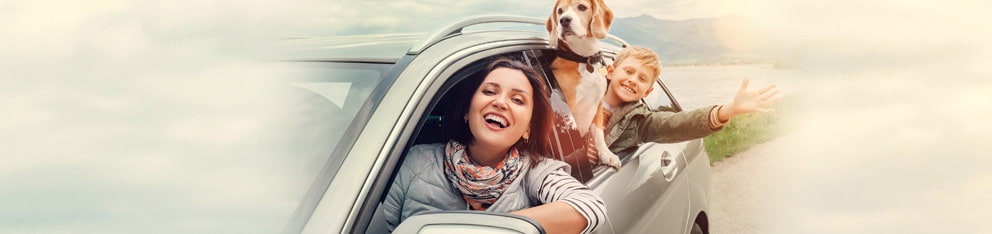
xmin=393 ymin=210 xmax=545 ymax=234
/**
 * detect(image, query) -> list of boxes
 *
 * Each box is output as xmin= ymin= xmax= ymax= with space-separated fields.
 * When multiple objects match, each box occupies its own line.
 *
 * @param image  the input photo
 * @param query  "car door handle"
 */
xmin=624 ymin=143 xmax=687 ymax=193
xmin=660 ymin=151 xmax=679 ymax=182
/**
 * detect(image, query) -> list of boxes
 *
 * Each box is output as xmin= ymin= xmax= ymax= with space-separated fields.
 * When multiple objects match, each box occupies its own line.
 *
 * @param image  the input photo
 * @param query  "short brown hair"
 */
xmin=614 ymin=46 xmax=662 ymax=79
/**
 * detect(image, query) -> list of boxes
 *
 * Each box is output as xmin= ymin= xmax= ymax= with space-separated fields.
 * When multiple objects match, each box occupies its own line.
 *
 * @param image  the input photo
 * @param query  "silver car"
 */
xmin=278 ymin=15 xmax=712 ymax=234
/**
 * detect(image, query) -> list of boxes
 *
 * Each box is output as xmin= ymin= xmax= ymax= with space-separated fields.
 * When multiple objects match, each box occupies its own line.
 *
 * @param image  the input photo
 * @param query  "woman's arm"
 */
xmin=515 ymin=169 xmax=606 ymax=234
xmin=511 ymin=201 xmax=589 ymax=234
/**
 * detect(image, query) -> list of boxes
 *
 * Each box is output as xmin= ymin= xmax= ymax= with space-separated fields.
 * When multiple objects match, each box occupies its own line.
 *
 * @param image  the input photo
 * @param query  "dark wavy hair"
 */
xmin=443 ymin=57 xmax=553 ymax=166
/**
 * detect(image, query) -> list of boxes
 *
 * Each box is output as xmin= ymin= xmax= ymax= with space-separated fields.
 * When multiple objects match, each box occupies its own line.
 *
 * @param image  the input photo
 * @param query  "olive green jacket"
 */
xmin=565 ymin=102 xmax=722 ymax=181
xmin=604 ymin=102 xmax=722 ymax=155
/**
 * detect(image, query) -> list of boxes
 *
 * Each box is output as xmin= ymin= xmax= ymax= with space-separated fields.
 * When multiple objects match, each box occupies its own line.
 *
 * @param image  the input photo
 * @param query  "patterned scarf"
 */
xmin=443 ymin=140 xmax=523 ymax=210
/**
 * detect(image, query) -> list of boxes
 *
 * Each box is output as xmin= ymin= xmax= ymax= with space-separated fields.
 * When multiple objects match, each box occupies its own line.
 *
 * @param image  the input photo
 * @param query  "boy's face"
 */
xmin=606 ymin=57 xmax=656 ymax=103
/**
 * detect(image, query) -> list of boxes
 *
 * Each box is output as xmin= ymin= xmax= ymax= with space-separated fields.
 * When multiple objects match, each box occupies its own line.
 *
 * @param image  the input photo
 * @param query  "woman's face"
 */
xmin=465 ymin=67 xmax=534 ymax=152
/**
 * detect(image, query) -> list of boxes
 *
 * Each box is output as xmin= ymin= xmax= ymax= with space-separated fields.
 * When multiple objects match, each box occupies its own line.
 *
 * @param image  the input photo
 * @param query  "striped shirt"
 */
xmin=536 ymin=169 xmax=607 ymax=234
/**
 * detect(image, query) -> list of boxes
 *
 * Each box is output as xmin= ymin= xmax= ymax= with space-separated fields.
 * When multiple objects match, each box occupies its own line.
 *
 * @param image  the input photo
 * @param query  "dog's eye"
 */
xmin=577 ymin=4 xmax=587 ymax=11
xmin=557 ymin=8 xmax=563 ymax=14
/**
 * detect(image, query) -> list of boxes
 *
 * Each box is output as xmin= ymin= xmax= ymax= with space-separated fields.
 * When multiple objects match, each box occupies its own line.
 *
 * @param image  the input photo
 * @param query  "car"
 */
xmin=275 ymin=14 xmax=712 ymax=234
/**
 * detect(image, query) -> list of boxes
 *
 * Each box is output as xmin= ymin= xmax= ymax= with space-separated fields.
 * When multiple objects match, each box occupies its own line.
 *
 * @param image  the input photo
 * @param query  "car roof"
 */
xmin=273 ymin=15 xmax=628 ymax=63
xmin=275 ymin=32 xmax=424 ymax=63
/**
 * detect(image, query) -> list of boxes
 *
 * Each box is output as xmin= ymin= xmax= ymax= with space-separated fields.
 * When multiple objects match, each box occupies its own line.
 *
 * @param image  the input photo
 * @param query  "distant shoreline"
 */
xmin=662 ymin=63 xmax=779 ymax=69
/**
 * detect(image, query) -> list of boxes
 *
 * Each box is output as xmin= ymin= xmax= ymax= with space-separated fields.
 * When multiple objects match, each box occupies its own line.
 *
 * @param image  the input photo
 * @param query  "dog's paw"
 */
xmin=598 ymin=147 xmax=622 ymax=169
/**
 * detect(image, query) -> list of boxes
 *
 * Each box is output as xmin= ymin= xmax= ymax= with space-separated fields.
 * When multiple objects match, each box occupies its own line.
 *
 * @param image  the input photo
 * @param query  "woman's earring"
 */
xmin=522 ymin=128 xmax=530 ymax=142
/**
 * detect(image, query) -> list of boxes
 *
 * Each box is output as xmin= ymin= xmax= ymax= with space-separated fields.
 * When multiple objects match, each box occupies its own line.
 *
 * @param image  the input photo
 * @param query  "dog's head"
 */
xmin=546 ymin=0 xmax=613 ymax=56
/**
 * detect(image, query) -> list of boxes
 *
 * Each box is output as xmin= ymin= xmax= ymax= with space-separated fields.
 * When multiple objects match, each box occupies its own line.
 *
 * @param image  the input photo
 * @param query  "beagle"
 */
xmin=546 ymin=0 xmax=621 ymax=169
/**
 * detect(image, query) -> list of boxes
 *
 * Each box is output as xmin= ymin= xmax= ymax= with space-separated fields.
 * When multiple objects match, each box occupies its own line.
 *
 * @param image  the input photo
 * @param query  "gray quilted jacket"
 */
xmin=383 ymin=143 xmax=573 ymax=232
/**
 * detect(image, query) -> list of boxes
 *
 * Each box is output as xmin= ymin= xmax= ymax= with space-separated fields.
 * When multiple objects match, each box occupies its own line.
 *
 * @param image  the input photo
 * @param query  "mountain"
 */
xmin=611 ymin=15 xmax=767 ymax=65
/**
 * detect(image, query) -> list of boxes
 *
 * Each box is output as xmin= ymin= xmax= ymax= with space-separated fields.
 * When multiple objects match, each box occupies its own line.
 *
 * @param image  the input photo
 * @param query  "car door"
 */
xmin=598 ymin=79 xmax=695 ymax=234
xmin=529 ymin=49 xmax=693 ymax=234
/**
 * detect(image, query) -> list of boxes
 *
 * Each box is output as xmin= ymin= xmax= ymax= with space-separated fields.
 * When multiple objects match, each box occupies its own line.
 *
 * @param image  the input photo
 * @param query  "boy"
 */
xmin=566 ymin=46 xmax=779 ymax=180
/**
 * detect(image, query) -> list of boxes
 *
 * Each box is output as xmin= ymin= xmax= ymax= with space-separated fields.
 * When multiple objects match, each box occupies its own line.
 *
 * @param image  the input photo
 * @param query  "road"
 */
xmin=661 ymin=65 xmax=792 ymax=233
xmin=706 ymin=136 xmax=791 ymax=234
xmin=692 ymin=63 xmax=992 ymax=233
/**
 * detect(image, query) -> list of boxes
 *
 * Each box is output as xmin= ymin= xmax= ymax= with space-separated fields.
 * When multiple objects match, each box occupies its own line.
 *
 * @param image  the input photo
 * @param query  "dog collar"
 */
xmin=555 ymin=45 xmax=605 ymax=73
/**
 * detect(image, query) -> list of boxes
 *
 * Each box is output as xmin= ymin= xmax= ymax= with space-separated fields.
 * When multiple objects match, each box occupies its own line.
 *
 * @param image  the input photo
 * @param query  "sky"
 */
xmin=2 ymin=0 xmax=991 ymax=233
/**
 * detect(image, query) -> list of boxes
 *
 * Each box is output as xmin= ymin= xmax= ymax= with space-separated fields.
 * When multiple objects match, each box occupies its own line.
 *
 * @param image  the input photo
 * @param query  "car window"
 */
xmin=531 ymin=49 xmax=681 ymax=182
xmin=280 ymin=62 xmax=392 ymax=231
xmin=287 ymin=62 xmax=387 ymax=157
xmin=364 ymin=51 xmax=537 ymax=234
xmin=642 ymin=79 xmax=680 ymax=112
xmin=529 ymin=49 xmax=600 ymax=182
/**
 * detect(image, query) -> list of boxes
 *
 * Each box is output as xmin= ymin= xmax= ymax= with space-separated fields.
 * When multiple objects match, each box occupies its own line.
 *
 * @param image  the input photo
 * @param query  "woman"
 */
xmin=383 ymin=57 xmax=606 ymax=234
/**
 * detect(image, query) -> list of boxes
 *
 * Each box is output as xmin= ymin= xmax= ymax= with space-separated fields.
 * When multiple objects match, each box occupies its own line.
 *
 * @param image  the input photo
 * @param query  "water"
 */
xmin=658 ymin=64 xmax=793 ymax=111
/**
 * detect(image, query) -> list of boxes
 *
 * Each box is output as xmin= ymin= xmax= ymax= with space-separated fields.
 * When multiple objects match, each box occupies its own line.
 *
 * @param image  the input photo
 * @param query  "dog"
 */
xmin=546 ymin=0 xmax=621 ymax=169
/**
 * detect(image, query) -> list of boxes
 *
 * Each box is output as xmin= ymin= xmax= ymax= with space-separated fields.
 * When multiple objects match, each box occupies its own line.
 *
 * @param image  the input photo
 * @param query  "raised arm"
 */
xmin=716 ymin=78 xmax=781 ymax=122
xmin=638 ymin=105 xmax=721 ymax=143
xmin=638 ymin=78 xmax=780 ymax=143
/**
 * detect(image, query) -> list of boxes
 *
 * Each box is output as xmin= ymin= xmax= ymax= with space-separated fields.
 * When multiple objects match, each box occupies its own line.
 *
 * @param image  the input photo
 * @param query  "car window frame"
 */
xmin=347 ymin=43 xmax=551 ymax=234
xmin=642 ymin=78 xmax=684 ymax=112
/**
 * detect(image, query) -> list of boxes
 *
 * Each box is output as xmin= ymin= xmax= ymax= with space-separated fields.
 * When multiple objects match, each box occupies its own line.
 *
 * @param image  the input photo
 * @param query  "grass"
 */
xmin=703 ymin=100 xmax=791 ymax=164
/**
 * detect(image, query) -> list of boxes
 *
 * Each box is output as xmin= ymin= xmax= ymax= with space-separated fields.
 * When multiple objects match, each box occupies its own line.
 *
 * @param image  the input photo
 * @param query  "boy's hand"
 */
xmin=718 ymin=78 xmax=780 ymax=122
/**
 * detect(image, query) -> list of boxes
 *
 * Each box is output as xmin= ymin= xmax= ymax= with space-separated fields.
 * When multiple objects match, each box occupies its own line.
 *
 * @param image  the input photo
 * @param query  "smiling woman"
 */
xmin=442 ymin=58 xmax=553 ymax=167
xmin=382 ymin=57 xmax=607 ymax=234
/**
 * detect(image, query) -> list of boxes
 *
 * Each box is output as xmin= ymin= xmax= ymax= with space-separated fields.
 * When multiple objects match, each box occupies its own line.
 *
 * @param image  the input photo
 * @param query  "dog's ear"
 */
xmin=589 ymin=0 xmax=614 ymax=39
xmin=546 ymin=1 xmax=559 ymax=48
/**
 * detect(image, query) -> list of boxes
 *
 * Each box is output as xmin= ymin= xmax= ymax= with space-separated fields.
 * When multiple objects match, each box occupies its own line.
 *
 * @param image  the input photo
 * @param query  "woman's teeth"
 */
xmin=484 ymin=114 xmax=509 ymax=128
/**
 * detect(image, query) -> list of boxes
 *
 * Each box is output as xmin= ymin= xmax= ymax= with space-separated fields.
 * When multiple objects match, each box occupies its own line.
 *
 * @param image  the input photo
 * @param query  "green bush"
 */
xmin=703 ymin=99 xmax=789 ymax=164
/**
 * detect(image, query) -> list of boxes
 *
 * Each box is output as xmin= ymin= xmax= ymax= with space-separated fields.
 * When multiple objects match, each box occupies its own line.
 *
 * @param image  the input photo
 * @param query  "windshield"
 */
xmin=285 ymin=62 xmax=390 ymax=183
xmin=1 ymin=61 xmax=390 ymax=233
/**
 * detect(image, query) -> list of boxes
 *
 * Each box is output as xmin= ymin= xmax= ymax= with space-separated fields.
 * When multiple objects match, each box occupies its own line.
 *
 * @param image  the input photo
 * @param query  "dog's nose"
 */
xmin=559 ymin=16 xmax=572 ymax=27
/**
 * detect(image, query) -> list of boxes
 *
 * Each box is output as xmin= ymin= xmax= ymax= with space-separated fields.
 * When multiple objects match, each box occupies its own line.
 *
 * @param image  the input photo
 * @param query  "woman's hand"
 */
xmin=718 ymin=78 xmax=780 ymax=122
